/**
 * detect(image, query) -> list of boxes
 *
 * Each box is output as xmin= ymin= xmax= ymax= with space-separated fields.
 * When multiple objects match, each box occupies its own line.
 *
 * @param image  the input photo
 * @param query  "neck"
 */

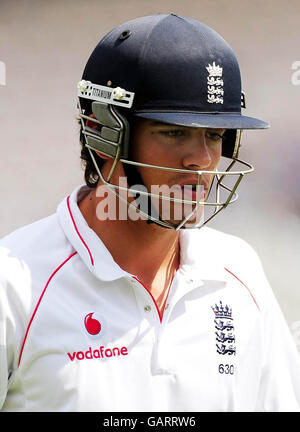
xmin=79 ymin=186 xmax=180 ymax=311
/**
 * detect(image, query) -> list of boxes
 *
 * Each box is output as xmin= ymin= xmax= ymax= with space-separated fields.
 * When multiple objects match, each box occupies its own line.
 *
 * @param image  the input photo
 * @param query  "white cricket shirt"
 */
xmin=1 ymin=185 xmax=300 ymax=411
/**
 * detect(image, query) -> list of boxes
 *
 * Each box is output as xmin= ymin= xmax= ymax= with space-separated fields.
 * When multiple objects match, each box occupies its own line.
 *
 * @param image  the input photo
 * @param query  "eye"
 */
xmin=159 ymin=129 xmax=184 ymax=137
xmin=206 ymin=131 xmax=224 ymax=142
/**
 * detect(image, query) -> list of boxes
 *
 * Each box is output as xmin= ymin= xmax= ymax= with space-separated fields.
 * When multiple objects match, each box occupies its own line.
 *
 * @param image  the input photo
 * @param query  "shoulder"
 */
xmin=1 ymin=213 xmax=64 ymax=252
xmin=187 ymin=226 xmax=262 ymax=266
xmin=0 ymin=213 xmax=75 ymax=324
xmin=184 ymin=226 xmax=270 ymax=309
xmin=0 ymin=213 xmax=73 ymax=263
xmin=200 ymin=225 xmax=266 ymax=274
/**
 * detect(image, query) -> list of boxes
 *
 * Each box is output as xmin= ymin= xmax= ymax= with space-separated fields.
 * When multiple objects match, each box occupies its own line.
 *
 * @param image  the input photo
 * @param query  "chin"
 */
xmin=162 ymin=203 xmax=205 ymax=229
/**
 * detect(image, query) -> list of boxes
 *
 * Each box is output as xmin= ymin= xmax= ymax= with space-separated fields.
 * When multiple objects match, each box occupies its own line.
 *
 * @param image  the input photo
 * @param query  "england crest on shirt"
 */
xmin=212 ymin=300 xmax=236 ymax=355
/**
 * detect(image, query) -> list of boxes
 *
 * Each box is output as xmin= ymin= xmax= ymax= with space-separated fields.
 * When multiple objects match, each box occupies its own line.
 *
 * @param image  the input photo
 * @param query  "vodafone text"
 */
xmin=67 ymin=345 xmax=128 ymax=361
xmin=103 ymin=416 xmax=196 ymax=429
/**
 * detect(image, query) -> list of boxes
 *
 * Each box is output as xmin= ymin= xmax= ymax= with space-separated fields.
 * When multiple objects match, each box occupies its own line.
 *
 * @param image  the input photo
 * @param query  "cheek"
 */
xmin=210 ymin=143 xmax=222 ymax=167
xmin=131 ymin=136 xmax=172 ymax=167
xmin=101 ymin=158 xmax=127 ymax=183
xmin=132 ymin=145 xmax=175 ymax=187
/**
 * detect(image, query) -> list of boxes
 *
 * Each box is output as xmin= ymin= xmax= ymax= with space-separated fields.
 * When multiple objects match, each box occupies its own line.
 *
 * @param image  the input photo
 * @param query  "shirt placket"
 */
xmin=128 ymin=271 xmax=204 ymax=376
xmin=129 ymin=276 xmax=175 ymax=375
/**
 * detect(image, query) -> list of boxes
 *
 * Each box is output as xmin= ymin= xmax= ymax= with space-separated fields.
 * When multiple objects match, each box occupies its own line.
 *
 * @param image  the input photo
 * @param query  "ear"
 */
xmin=95 ymin=151 xmax=111 ymax=161
xmin=86 ymin=114 xmax=98 ymax=130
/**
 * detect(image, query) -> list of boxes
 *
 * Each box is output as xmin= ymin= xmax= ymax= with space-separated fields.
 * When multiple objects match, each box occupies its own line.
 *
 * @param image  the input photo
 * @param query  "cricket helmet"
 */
xmin=77 ymin=13 xmax=269 ymax=229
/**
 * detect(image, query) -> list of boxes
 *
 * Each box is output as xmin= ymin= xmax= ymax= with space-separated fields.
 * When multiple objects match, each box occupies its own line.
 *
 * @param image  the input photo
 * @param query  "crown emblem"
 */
xmin=211 ymin=300 xmax=236 ymax=356
xmin=206 ymin=62 xmax=224 ymax=104
xmin=211 ymin=301 xmax=232 ymax=319
xmin=206 ymin=61 xmax=223 ymax=77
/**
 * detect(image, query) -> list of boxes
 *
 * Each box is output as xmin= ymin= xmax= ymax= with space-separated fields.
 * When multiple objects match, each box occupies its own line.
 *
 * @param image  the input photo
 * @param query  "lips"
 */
xmin=180 ymin=185 xmax=206 ymax=201
xmin=173 ymin=177 xmax=208 ymax=202
xmin=177 ymin=176 xmax=209 ymax=190
xmin=170 ymin=184 xmax=206 ymax=202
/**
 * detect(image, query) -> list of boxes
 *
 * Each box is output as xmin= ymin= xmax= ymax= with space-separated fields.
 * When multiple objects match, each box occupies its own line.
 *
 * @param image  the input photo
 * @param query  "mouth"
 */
xmin=173 ymin=177 xmax=208 ymax=202
xmin=171 ymin=183 xmax=207 ymax=202
xmin=180 ymin=185 xmax=206 ymax=201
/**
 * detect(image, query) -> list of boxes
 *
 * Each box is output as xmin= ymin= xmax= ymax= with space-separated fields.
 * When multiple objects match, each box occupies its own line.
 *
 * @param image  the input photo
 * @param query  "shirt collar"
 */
xmin=57 ymin=185 xmax=227 ymax=283
xmin=179 ymin=228 xmax=227 ymax=282
xmin=57 ymin=185 xmax=128 ymax=281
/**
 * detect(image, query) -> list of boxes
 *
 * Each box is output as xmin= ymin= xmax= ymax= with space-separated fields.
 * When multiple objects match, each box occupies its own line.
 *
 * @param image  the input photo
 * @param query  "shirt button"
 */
xmin=144 ymin=305 xmax=152 ymax=312
xmin=186 ymin=278 xmax=194 ymax=284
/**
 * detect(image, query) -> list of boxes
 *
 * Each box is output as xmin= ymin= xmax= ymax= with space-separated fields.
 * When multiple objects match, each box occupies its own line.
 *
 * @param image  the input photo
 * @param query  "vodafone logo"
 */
xmin=66 ymin=312 xmax=128 ymax=362
xmin=67 ymin=345 xmax=128 ymax=362
xmin=84 ymin=312 xmax=101 ymax=335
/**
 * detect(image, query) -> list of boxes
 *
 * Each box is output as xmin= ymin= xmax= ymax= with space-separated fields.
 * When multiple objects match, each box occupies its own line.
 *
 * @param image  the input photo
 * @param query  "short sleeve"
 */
xmin=0 ymin=247 xmax=31 ymax=410
xmin=242 ymin=248 xmax=300 ymax=411
xmin=255 ymin=281 xmax=300 ymax=411
xmin=221 ymin=232 xmax=300 ymax=411
xmin=0 ymin=278 xmax=14 ymax=408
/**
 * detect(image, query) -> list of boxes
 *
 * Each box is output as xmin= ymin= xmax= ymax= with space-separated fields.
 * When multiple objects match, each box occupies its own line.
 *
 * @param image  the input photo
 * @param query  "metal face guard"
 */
xmin=78 ymin=95 xmax=254 ymax=230
xmin=87 ymin=147 xmax=253 ymax=230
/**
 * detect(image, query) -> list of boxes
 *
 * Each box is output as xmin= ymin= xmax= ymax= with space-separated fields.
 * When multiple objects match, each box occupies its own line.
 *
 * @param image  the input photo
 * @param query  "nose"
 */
xmin=182 ymin=130 xmax=212 ymax=170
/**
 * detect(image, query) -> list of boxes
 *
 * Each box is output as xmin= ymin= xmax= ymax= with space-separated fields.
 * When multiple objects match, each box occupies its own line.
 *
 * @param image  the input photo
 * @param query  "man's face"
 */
xmin=127 ymin=118 xmax=224 ymax=228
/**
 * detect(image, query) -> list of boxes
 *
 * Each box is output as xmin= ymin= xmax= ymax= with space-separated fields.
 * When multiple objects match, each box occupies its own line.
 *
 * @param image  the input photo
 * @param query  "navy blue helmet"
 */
xmin=77 ymin=14 xmax=269 ymax=229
